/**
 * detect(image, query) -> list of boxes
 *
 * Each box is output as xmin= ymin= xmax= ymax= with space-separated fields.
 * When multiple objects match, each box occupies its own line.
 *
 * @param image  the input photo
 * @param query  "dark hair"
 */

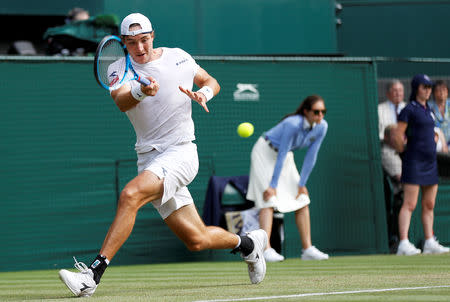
xmin=281 ymin=94 xmax=324 ymax=120
xmin=433 ymin=80 xmax=448 ymax=93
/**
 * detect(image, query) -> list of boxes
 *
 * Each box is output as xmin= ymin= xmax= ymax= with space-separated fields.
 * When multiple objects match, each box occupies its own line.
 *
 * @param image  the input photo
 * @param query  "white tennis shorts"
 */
xmin=246 ymin=136 xmax=301 ymax=209
xmin=137 ymin=142 xmax=198 ymax=219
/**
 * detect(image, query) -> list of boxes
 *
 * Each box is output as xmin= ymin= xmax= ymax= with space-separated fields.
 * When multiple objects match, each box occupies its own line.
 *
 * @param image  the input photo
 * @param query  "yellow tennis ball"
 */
xmin=237 ymin=122 xmax=254 ymax=138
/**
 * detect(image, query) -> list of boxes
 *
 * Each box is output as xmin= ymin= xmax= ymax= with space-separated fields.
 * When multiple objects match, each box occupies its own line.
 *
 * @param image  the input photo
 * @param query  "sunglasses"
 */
xmin=312 ymin=109 xmax=327 ymax=115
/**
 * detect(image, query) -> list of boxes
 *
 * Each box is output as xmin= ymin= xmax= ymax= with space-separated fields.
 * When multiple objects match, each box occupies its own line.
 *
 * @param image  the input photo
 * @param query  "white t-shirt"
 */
xmin=117 ymin=48 xmax=200 ymax=153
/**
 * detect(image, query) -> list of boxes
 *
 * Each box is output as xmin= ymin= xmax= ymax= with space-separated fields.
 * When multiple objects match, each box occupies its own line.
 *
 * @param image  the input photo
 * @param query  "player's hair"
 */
xmin=281 ymin=94 xmax=324 ymax=120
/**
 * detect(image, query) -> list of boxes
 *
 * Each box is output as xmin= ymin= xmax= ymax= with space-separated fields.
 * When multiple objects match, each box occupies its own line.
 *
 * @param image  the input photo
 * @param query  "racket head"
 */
xmin=94 ymin=35 xmax=129 ymax=90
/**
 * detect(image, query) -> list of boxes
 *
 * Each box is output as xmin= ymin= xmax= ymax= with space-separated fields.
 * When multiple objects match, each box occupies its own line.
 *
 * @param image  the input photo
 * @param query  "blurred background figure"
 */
xmin=44 ymin=8 xmax=118 ymax=56
xmin=429 ymin=80 xmax=450 ymax=148
xmin=378 ymin=80 xmax=406 ymax=142
xmin=392 ymin=74 xmax=450 ymax=256
xmin=434 ymin=127 xmax=448 ymax=153
xmin=378 ymin=80 xmax=406 ymax=252
xmin=66 ymin=7 xmax=90 ymax=24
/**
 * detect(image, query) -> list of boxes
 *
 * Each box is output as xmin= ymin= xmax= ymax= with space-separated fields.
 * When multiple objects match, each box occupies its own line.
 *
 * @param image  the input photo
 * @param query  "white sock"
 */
xmin=234 ymin=234 xmax=241 ymax=249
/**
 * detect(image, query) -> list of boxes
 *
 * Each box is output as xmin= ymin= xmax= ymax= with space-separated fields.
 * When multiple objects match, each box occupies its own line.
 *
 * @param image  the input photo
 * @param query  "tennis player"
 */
xmin=247 ymin=95 xmax=329 ymax=262
xmin=59 ymin=13 xmax=267 ymax=297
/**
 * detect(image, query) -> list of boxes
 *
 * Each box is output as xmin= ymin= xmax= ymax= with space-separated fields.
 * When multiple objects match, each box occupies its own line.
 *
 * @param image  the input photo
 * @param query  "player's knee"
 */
xmin=119 ymin=187 xmax=141 ymax=210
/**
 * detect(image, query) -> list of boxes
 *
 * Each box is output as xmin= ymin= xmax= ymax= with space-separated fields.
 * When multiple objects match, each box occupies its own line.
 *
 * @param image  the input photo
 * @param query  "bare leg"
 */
xmin=165 ymin=203 xmax=239 ymax=251
xmin=258 ymin=207 xmax=274 ymax=250
xmin=295 ymin=205 xmax=312 ymax=250
xmin=100 ymin=171 xmax=164 ymax=260
xmin=398 ymin=184 xmax=419 ymax=241
xmin=421 ymin=184 xmax=438 ymax=240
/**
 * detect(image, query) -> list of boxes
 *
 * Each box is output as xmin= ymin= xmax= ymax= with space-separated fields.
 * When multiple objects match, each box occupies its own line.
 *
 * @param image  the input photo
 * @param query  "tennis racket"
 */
xmin=94 ymin=35 xmax=150 ymax=90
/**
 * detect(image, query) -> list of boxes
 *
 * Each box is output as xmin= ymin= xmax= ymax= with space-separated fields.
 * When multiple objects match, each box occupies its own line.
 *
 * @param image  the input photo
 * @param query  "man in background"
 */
xmin=378 ymin=79 xmax=406 ymax=252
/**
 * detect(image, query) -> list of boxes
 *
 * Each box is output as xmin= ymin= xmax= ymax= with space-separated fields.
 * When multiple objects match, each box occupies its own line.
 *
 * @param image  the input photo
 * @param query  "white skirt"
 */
xmin=247 ymin=137 xmax=307 ymax=212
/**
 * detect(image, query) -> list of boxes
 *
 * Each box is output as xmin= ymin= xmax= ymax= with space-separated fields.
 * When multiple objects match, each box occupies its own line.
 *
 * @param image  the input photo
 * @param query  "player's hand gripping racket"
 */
xmin=94 ymin=35 xmax=150 ymax=90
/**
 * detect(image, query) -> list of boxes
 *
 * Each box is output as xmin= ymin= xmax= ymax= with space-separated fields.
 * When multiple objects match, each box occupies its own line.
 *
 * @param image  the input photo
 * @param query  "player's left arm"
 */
xmin=179 ymin=67 xmax=220 ymax=113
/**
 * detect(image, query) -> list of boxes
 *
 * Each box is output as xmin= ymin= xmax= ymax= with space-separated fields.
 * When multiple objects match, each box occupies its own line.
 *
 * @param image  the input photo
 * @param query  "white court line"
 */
xmin=194 ymin=285 xmax=450 ymax=302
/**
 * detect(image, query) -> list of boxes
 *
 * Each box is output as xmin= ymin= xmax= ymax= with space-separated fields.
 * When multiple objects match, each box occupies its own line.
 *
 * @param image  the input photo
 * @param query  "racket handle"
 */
xmin=137 ymin=76 xmax=151 ymax=86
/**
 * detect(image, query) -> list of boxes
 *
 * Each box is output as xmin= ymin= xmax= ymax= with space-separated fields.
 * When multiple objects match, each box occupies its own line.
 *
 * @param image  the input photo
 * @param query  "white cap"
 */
xmin=120 ymin=13 xmax=153 ymax=36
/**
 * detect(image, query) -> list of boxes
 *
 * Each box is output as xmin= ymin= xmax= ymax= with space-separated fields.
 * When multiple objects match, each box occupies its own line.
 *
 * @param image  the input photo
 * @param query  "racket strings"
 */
xmin=97 ymin=39 xmax=127 ymax=89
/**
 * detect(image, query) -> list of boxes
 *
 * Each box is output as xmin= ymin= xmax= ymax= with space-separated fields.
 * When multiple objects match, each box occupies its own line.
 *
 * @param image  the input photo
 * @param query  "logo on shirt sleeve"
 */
xmin=109 ymin=71 xmax=120 ymax=87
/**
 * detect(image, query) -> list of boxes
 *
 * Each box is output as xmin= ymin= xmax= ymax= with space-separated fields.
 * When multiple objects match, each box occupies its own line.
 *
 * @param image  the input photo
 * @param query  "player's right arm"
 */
xmin=111 ymin=77 xmax=159 ymax=112
xmin=110 ymin=84 xmax=140 ymax=112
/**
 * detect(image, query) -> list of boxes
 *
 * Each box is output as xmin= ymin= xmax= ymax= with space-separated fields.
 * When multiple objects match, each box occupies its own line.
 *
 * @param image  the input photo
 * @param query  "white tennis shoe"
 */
xmin=301 ymin=246 xmax=329 ymax=260
xmin=59 ymin=257 xmax=97 ymax=297
xmin=396 ymin=240 xmax=421 ymax=256
xmin=263 ymin=247 xmax=285 ymax=262
xmin=244 ymin=229 xmax=268 ymax=284
xmin=423 ymin=237 xmax=450 ymax=254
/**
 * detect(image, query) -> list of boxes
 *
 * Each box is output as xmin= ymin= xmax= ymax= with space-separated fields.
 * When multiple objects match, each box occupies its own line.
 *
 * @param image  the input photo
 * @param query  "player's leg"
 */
xmin=164 ymin=203 xmax=239 ymax=250
xmin=164 ymin=203 xmax=268 ymax=284
xmin=100 ymin=170 xmax=164 ymax=260
xmin=59 ymin=170 xmax=163 ymax=297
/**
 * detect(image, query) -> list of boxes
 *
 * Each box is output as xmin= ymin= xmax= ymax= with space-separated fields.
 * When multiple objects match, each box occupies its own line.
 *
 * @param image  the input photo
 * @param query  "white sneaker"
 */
xmin=263 ymin=247 xmax=285 ymax=262
xmin=244 ymin=229 xmax=268 ymax=284
xmin=396 ymin=240 xmax=421 ymax=256
xmin=301 ymin=246 xmax=329 ymax=260
xmin=59 ymin=257 xmax=97 ymax=297
xmin=423 ymin=238 xmax=450 ymax=254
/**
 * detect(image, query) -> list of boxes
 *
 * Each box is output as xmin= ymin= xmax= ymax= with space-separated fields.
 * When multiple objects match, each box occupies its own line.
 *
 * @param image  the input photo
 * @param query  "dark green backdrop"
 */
xmin=338 ymin=0 xmax=450 ymax=58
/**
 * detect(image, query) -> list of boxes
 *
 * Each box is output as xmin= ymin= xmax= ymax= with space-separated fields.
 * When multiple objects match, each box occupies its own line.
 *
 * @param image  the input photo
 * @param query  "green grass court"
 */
xmin=1 ymin=254 xmax=449 ymax=301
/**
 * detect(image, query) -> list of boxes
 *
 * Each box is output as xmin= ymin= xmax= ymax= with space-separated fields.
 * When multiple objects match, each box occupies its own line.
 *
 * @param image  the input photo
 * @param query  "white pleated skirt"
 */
xmin=246 ymin=136 xmax=301 ymax=210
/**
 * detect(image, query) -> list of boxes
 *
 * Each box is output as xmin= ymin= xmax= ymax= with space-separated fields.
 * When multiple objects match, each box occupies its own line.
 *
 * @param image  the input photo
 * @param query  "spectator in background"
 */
xmin=434 ymin=127 xmax=448 ymax=153
xmin=429 ymin=80 xmax=450 ymax=147
xmin=44 ymin=8 xmax=117 ymax=56
xmin=66 ymin=7 xmax=90 ymax=24
xmin=247 ymin=95 xmax=329 ymax=262
xmin=378 ymin=80 xmax=406 ymax=252
xmin=392 ymin=74 xmax=450 ymax=256
xmin=378 ymin=80 xmax=406 ymax=142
